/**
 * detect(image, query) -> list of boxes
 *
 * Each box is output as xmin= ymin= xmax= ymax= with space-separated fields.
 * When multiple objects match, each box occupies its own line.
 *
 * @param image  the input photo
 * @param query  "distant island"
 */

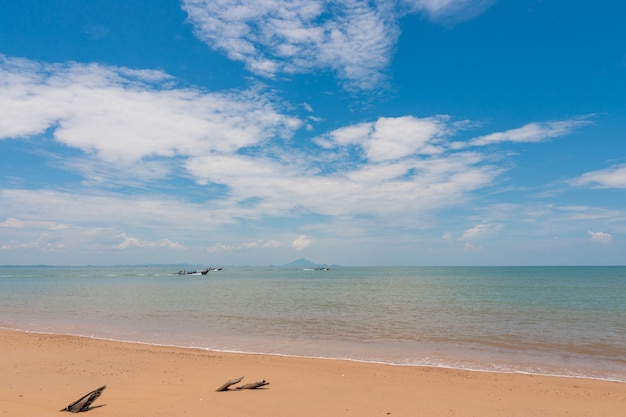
xmin=279 ymin=258 xmax=318 ymax=267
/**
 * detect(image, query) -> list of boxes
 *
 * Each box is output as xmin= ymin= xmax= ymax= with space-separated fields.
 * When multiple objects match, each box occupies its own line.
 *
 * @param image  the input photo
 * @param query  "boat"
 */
xmin=206 ymin=266 xmax=223 ymax=272
xmin=303 ymin=266 xmax=331 ymax=271
xmin=177 ymin=268 xmax=210 ymax=275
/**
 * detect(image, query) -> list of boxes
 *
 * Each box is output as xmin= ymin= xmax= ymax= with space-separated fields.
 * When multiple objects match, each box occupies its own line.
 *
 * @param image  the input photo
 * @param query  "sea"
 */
xmin=1 ymin=266 xmax=625 ymax=382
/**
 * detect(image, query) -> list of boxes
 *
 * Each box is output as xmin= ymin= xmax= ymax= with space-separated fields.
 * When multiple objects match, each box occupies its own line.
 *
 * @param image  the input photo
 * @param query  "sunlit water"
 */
xmin=1 ymin=266 xmax=625 ymax=382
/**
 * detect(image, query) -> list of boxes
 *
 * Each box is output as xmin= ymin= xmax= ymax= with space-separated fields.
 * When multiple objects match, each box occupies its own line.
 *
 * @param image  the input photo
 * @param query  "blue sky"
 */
xmin=1 ymin=0 xmax=625 ymax=266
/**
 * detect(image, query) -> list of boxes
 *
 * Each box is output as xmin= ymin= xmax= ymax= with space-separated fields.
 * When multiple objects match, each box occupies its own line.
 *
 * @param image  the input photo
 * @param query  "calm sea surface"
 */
xmin=1 ymin=266 xmax=625 ymax=382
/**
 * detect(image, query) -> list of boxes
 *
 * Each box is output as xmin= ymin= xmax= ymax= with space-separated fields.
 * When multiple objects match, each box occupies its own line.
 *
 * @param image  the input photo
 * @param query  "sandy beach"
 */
xmin=1 ymin=329 xmax=624 ymax=417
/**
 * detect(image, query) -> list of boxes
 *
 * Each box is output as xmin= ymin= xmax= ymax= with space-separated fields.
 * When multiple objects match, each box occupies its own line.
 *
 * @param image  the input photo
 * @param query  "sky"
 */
xmin=0 ymin=0 xmax=625 ymax=266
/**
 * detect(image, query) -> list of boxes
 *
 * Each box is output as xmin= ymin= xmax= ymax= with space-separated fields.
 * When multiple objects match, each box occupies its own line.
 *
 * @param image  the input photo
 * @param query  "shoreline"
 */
xmin=2 ymin=328 xmax=625 ymax=417
xmin=4 ymin=326 xmax=624 ymax=384
xmin=3 ymin=265 xmax=625 ymax=388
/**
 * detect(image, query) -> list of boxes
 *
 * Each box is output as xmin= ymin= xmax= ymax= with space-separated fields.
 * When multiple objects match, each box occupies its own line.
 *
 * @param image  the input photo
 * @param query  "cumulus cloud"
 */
xmin=0 ymin=55 xmax=301 ymax=165
xmin=181 ymin=0 xmax=494 ymax=91
xmin=292 ymin=235 xmax=312 ymax=250
xmin=181 ymin=112 xmax=501 ymax=225
xmin=315 ymin=115 xmax=448 ymax=161
xmin=114 ymin=233 xmax=184 ymax=249
xmin=0 ymin=55 xmax=595 ymax=260
xmin=587 ymin=230 xmax=612 ymax=244
xmin=572 ymin=165 xmax=626 ymax=189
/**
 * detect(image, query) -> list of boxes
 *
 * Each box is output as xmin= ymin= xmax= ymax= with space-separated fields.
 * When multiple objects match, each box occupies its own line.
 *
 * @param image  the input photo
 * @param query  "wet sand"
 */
xmin=1 ymin=329 xmax=624 ymax=416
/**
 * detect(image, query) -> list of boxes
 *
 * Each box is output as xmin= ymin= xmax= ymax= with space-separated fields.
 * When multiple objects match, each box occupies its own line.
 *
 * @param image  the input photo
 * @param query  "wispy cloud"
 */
xmin=207 ymin=239 xmax=284 ymax=253
xmin=465 ymin=117 xmax=593 ymax=147
xmin=0 ymin=217 xmax=69 ymax=230
xmin=459 ymin=223 xmax=503 ymax=241
xmin=0 ymin=56 xmax=596 ymax=260
xmin=181 ymin=0 xmax=494 ymax=91
xmin=401 ymin=0 xmax=497 ymax=24
xmin=572 ymin=165 xmax=626 ymax=189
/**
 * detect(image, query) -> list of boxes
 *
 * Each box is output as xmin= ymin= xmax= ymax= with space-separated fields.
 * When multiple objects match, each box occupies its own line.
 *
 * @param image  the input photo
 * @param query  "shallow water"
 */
xmin=1 ymin=266 xmax=625 ymax=382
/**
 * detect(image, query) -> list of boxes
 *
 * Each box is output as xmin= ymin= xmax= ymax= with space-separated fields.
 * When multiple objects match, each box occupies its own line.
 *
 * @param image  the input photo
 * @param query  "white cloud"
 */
xmin=401 ymin=0 xmax=497 ymax=23
xmin=0 ymin=217 xmax=69 ymax=230
xmin=459 ymin=223 xmax=503 ymax=241
xmin=315 ymin=115 xmax=448 ymax=161
xmin=114 ymin=233 xmax=184 ymax=249
xmin=0 ymin=232 xmax=68 ymax=251
xmin=467 ymin=118 xmax=592 ymax=147
xmin=207 ymin=239 xmax=283 ymax=253
xmin=0 ymin=55 xmax=301 ymax=165
xmin=181 ymin=1 xmax=495 ymax=92
xmin=557 ymin=205 xmax=626 ymax=223
xmin=463 ymin=241 xmax=482 ymax=252
xmin=0 ymin=55 xmax=601 ymax=263
xmin=587 ymin=230 xmax=613 ymax=244
xmin=240 ymin=241 xmax=259 ymax=249
xmin=365 ymin=116 xmax=447 ymax=161
xmin=0 ymin=189 xmax=237 ymax=245
xmin=186 ymin=146 xmax=500 ymax=227
xmin=292 ymin=235 xmax=312 ymax=250
xmin=207 ymin=242 xmax=234 ymax=253
xmin=262 ymin=240 xmax=282 ymax=248
xmin=182 ymin=0 xmax=399 ymax=91
xmin=572 ymin=165 xmax=626 ymax=189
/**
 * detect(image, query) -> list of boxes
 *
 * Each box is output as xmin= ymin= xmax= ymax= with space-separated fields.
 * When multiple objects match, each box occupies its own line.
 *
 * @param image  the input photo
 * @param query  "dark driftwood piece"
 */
xmin=216 ymin=376 xmax=244 ymax=392
xmin=60 ymin=385 xmax=106 ymax=413
xmin=236 ymin=380 xmax=269 ymax=390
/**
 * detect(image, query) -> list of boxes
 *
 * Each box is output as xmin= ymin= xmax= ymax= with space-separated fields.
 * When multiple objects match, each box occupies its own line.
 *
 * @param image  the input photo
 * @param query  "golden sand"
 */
xmin=1 ymin=329 xmax=624 ymax=416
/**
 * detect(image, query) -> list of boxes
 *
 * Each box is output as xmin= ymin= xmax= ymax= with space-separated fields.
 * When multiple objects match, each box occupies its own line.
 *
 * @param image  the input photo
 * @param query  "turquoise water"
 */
xmin=1 ymin=266 xmax=625 ymax=382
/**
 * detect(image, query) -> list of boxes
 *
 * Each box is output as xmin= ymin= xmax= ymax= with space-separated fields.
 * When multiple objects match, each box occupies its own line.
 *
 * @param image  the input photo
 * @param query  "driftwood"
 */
xmin=60 ymin=385 xmax=106 ymax=413
xmin=216 ymin=377 xmax=269 ymax=391
xmin=216 ymin=376 xmax=244 ymax=392
xmin=236 ymin=380 xmax=269 ymax=390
